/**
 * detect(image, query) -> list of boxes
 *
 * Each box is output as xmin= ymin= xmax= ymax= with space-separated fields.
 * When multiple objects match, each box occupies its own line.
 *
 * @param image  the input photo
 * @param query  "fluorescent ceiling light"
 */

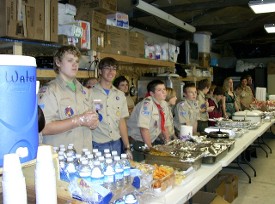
xmin=264 ymin=24 xmax=275 ymax=33
xmin=134 ymin=0 xmax=196 ymax=33
xmin=248 ymin=0 xmax=275 ymax=14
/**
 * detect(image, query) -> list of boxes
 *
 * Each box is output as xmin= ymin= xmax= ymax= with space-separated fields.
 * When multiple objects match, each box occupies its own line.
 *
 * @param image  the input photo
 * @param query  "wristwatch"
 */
xmin=124 ymin=145 xmax=131 ymax=151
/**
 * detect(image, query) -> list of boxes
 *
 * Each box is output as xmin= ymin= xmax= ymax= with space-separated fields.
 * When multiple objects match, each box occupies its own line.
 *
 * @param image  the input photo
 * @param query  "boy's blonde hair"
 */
xmin=53 ymin=45 xmax=81 ymax=74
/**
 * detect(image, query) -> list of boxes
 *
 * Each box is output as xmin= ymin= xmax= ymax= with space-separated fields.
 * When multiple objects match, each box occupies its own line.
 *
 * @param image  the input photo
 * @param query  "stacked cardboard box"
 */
xmin=128 ymin=31 xmax=145 ymax=58
xmin=0 ymin=0 xmax=58 ymax=42
xmin=69 ymin=0 xmax=117 ymax=14
xmin=103 ymin=25 xmax=128 ymax=55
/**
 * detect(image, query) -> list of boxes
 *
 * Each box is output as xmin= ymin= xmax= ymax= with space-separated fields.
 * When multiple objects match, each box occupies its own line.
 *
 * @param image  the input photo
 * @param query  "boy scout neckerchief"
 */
xmin=67 ymin=81 xmax=76 ymax=92
xmin=154 ymin=102 xmax=166 ymax=133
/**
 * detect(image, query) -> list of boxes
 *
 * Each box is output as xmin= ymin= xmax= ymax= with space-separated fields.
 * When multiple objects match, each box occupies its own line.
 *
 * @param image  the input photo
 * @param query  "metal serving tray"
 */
xmin=145 ymin=154 xmax=202 ymax=171
xmin=202 ymin=149 xmax=228 ymax=164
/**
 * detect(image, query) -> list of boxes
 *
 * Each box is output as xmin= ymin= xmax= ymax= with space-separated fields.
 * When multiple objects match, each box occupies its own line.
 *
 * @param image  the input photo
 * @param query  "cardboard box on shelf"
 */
xmin=26 ymin=5 xmax=35 ymax=39
xmin=102 ymin=25 xmax=128 ymax=55
xmin=50 ymin=0 xmax=58 ymax=42
xmin=34 ymin=0 xmax=45 ymax=40
xmin=91 ymin=28 xmax=105 ymax=52
xmin=0 ymin=0 xmax=25 ymax=38
xmin=199 ymin=52 xmax=211 ymax=68
xmin=70 ymin=0 xmax=117 ymax=14
xmin=128 ymin=31 xmax=145 ymax=58
xmin=107 ymin=12 xmax=129 ymax=29
xmin=75 ymin=20 xmax=90 ymax=50
xmin=75 ymin=10 xmax=106 ymax=32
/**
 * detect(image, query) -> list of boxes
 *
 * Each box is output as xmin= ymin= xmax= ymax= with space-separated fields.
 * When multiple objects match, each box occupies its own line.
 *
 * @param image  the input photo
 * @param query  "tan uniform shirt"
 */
xmin=127 ymin=96 xmax=172 ymax=143
xmin=197 ymin=90 xmax=209 ymax=121
xmin=126 ymin=95 xmax=135 ymax=111
xmin=174 ymin=99 xmax=199 ymax=131
xmin=38 ymin=75 xmax=94 ymax=152
xmin=91 ymin=84 xmax=129 ymax=143
xmin=235 ymin=86 xmax=254 ymax=110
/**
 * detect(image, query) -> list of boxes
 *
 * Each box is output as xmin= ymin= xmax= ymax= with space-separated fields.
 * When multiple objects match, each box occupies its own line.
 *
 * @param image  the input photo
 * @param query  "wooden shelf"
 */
xmin=99 ymin=52 xmax=175 ymax=67
xmin=180 ymin=76 xmax=212 ymax=82
xmin=37 ymin=69 xmax=91 ymax=79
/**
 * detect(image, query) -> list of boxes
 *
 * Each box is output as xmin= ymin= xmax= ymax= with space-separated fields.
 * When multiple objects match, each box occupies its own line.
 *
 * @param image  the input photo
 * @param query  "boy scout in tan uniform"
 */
xmin=174 ymin=83 xmax=199 ymax=135
xmin=91 ymin=83 xmax=129 ymax=143
xmin=39 ymin=76 xmax=95 ymax=152
xmin=38 ymin=45 xmax=98 ymax=152
xmin=127 ymin=97 xmax=172 ymax=143
xmin=127 ymin=80 xmax=172 ymax=161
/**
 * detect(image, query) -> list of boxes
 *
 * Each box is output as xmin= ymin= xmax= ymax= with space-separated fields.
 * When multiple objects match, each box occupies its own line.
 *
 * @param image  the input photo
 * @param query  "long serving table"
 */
xmin=151 ymin=120 xmax=274 ymax=204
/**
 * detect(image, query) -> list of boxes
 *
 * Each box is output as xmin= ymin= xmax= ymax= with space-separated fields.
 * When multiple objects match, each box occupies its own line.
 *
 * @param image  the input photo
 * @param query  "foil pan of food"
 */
xmin=145 ymin=145 xmax=203 ymax=171
xmin=201 ymin=143 xmax=228 ymax=164
xmin=216 ymin=119 xmax=251 ymax=128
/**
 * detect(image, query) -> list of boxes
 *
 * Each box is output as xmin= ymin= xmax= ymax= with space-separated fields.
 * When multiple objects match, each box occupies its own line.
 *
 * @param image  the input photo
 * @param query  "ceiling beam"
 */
xmin=132 ymin=0 xmax=248 ymax=18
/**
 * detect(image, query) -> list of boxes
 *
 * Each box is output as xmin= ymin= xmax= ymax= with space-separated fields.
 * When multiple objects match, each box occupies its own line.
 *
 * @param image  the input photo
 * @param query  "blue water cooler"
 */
xmin=0 ymin=55 xmax=38 ymax=167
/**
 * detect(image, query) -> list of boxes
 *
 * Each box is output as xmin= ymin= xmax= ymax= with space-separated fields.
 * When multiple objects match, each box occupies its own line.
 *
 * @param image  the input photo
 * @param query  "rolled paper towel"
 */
xmin=180 ymin=125 xmax=193 ymax=141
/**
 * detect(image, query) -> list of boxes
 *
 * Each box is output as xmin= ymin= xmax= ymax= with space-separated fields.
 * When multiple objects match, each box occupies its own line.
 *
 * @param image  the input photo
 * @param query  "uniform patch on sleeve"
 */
xmin=141 ymin=111 xmax=150 ymax=116
xmin=180 ymin=101 xmax=185 ymax=106
xmin=180 ymin=111 xmax=187 ymax=116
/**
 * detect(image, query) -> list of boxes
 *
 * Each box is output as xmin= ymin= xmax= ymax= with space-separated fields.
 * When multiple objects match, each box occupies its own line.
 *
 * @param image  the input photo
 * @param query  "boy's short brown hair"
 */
xmin=183 ymin=82 xmax=196 ymax=93
xmin=53 ymin=45 xmax=81 ymax=74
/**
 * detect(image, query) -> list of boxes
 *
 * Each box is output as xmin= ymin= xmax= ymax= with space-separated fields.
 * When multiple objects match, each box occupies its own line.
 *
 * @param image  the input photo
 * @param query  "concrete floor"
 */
xmin=220 ymin=133 xmax=275 ymax=204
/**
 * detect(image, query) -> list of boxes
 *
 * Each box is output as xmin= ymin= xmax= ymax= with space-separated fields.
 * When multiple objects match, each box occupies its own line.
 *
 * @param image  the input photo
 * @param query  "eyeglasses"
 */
xmin=102 ymin=66 xmax=117 ymax=71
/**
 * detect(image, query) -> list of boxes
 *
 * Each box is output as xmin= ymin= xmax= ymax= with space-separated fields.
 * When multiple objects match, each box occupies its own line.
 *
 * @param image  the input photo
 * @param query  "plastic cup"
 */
xmin=2 ymin=153 xmax=23 ymax=181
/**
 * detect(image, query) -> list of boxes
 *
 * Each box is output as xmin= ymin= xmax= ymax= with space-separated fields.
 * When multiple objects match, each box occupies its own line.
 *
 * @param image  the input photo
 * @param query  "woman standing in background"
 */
xmin=235 ymin=76 xmax=254 ymax=110
xmin=222 ymin=77 xmax=239 ymax=118
xmin=165 ymin=87 xmax=177 ymax=139
xmin=113 ymin=76 xmax=135 ymax=115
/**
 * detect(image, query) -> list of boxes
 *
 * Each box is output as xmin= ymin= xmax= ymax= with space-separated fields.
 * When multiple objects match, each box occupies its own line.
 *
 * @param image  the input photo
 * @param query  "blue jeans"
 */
xmin=92 ymin=139 xmax=122 ymax=155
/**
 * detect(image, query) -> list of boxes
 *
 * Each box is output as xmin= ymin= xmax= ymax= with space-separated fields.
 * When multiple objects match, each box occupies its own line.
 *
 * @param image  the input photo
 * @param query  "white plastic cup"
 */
xmin=2 ymin=153 xmax=27 ymax=204
xmin=35 ymin=168 xmax=57 ymax=204
xmin=35 ymin=145 xmax=57 ymax=204
xmin=180 ymin=125 xmax=193 ymax=141
xmin=2 ymin=154 xmax=23 ymax=180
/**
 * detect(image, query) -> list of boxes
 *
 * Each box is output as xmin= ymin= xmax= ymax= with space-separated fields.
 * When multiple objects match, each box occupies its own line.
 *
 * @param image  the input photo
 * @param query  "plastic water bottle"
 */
xmin=84 ymin=151 xmax=92 ymax=158
xmin=103 ymin=159 xmax=115 ymax=190
xmin=111 ymin=150 xmax=118 ymax=159
xmin=104 ymin=149 xmax=110 ymax=157
xmin=87 ymin=154 xmax=94 ymax=169
xmin=53 ymin=146 xmax=59 ymax=153
xmin=121 ymin=153 xmax=131 ymax=184
xmin=92 ymin=149 xmax=99 ymax=157
xmin=98 ymin=156 xmax=105 ymax=170
xmin=78 ymin=160 xmax=92 ymax=183
xmin=95 ymin=152 xmax=102 ymax=160
xmin=64 ymin=157 xmax=78 ymax=182
xmin=105 ymin=153 xmax=112 ymax=160
xmin=90 ymin=160 xmax=104 ymax=185
xmin=74 ymin=154 xmax=81 ymax=168
xmin=113 ymin=156 xmax=124 ymax=188
xmin=66 ymin=145 xmax=76 ymax=158
xmin=58 ymin=155 xmax=66 ymax=181
xmin=82 ymin=148 xmax=89 ymax=156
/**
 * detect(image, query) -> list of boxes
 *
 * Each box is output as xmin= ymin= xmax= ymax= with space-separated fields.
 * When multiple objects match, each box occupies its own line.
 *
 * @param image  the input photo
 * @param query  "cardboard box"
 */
xmin=199 ymin=52 xmax=211 ymax=68
xmin=0 ymin=0 xmax=25 ymax=38
xmin=107 ymin=12 xmax=129 ymax=29
xmin=102 ymin=25 xmax=128 ymax=55
xmin=50 ymin=0 xmax=58 ymax=42
xmin=91 ymin=28 xmax=105 ymax=52
xmin=75 ymin=20 xmax=90 ymax=50
xmin=128 ymin=31 xmax=145 ymax=58
xmin=34 ymin=0 xmax=45 ymax=40
xmin=185 ymin=191 xmax=229 ymax=204
xmin=206 ymin=174 xmax=238 ymax=203
xmin=71 ymin=0 xmax=117 ymax=14
xmin=76 ymin=10 xmax=106 ymax=32
xmin=26 ymin=5 xmax=35 ymax=39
